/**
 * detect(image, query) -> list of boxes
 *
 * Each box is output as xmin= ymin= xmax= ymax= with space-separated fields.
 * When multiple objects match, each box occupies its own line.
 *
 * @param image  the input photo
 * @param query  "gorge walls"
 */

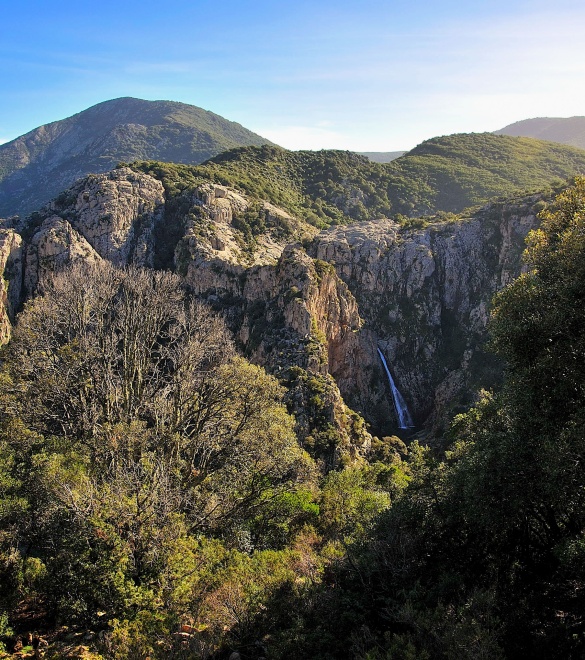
xmin=0 ymin=169 xmax=543 ymax=441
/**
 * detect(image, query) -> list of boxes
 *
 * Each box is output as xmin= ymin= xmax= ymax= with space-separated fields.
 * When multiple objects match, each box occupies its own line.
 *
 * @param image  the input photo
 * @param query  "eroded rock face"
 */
xmin=25 ymin=216 xmax=102 ymax=294
xmin=177 ymin=183 xmax=317 ymax=271
xmin=1 ymin=165 xmax=543 ymax=442
xmin=21 ymin=168 xmax=166 ymax=294
xmin=184 ymin=243 xmax=366 ymax=377
xmin=0 ymin=229 xmax=23 ymax=345
xmin=183 ymin=242 xmax=374 ymax=461
xmin=309 ymin=198 xmax=540 ymax=430
xmin=66 ymin=167 xmax=165 ymax=266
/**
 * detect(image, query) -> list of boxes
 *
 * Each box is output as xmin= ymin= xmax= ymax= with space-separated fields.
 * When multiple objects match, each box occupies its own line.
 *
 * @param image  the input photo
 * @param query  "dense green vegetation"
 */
xmin=0 ymin=262 xmax=406 ymax=658
xmin=393 ymin=133 xmax=585 ymax=214
xmin=2 ymin=179 xmax=585 ymax=658
xmin=274 ymin=176 xmax=585 ymax=659
xmin=131 ymin=148 xmax=384 ymax=229
xmin=132 ymin=134 xmax=585 ymax=230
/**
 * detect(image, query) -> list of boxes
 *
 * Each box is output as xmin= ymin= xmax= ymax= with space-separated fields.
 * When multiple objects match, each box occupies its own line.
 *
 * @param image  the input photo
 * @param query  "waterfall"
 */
xmin=377 ymin=348 xmax=414 ymax=429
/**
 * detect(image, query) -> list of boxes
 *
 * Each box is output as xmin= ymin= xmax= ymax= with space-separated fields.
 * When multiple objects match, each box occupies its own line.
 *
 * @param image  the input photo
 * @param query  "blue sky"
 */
xmin=1 ymin=0 xmax=584 ymax=150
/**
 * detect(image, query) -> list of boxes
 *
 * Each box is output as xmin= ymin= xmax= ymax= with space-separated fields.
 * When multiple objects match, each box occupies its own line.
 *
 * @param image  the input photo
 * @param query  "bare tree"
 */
xmin=8 ymin=262 xmax=234 ymax=446
xmin=5 ymin=261 xmax=314 ymax=537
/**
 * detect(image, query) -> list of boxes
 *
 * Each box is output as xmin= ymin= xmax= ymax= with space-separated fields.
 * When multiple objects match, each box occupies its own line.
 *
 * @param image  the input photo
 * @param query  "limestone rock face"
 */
xmin=184 ymin=241 xmax=373 ymax=460
xmin=309 ymin=197 xmax=540 ymax=430
xmin=178 ymin=183 xmax=317 ymax=272
xmin=25 ymin=216 xmax=102 ymax=294
xmin=185 ymin=243 xmax=365 ymax=376
xmin=17 ymin=167 xmax=167 ymax=297
xmin=0 ymin=229 xmax=23 ymax=345
xmin=66 ymin=167 xmax=165 ymax=266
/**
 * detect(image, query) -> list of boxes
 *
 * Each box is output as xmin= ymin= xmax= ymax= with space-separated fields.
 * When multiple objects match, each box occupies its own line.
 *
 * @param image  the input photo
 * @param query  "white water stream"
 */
xmin=377 ymin=348 xmax=414 ymax=429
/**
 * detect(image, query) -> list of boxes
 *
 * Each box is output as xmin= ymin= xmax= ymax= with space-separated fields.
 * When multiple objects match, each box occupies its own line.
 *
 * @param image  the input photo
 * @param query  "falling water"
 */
xmin=377 ymin=348 xmax=414 ymax=429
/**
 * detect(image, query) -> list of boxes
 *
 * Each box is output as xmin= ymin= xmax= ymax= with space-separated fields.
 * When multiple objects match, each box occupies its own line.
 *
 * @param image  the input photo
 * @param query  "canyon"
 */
xmin=0 ymin=164 xmax=544 ymax=451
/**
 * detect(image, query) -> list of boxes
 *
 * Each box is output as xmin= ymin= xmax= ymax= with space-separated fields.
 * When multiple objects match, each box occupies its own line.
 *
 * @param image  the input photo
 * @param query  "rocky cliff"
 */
xmin=21 ymin=167 xmax=164 ymax=294
xmin=0 ymin=229 xmax=23 ymax=345
xmin=0 ymin=168 xmax=370 ymax=464
xmin=309 ymin=197 xmax=540 ymax=431
xmin=0 ymin=168 xmax=547 ymax=449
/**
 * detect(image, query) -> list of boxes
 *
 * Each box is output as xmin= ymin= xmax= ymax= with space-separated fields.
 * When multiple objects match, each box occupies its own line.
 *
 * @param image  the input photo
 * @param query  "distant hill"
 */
xmin=0 ymin=97 xmax=275 ymax=217
xmin=495 ymin=117 xmax=585 ymax=150
xmin=357 ymin=151 xmax=405 ymax=163
xmin=388 ymin=132 xmax=585 ymax=214
xmin=131 ymin=134 xmax=585 ymax=227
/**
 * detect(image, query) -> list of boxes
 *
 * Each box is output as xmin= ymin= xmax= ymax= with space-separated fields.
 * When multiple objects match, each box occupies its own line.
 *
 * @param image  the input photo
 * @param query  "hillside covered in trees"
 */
xmin=128 ymin=134 xmax=585 ymax=230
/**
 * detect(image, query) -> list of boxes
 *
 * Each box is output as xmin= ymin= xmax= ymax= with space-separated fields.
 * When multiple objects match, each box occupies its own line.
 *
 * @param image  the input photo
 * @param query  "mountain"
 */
xmin=3 ymin=99 xmax=584 ymax=224
xmin=495 ymin=116 xmax=585 ymax=149
xmin=0 ymin=97 xmax=275 ymax=217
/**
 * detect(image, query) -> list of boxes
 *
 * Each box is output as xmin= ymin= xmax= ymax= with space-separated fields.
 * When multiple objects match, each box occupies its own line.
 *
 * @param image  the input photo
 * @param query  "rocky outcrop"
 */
xmin=15 ymin=167 xmax=316 ymax=319
xmin=24 ymin=216 xmax=102 ymax=294
xmin=177 ymin=183 xmax=317 ymax=273
xmin=182 ymin=242 xmax=373 ymax=462
xmin=0 ymin=229 xmax=23 ymax=345
xmin=22 ymin=168 xmax=166 ymax=294
xmin=63 ymin=167 xmax=165 ymax=267
xmin=184 ymin=243 xmax=365 ymax=376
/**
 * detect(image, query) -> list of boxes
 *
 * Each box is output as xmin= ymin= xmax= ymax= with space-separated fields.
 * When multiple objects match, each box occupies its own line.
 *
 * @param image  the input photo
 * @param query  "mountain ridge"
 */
xmin=133 ymin=134 xmax=585 ymax=227
xmin=495 ymin=115 xmax=585 ymax=149
xmin=0 ymin=97 xmax=275 ymax=217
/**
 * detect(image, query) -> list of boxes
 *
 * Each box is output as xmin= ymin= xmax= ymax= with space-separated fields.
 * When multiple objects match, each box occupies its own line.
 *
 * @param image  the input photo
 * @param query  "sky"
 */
xmin=1 ymin=0 xmax=584 ymax=151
